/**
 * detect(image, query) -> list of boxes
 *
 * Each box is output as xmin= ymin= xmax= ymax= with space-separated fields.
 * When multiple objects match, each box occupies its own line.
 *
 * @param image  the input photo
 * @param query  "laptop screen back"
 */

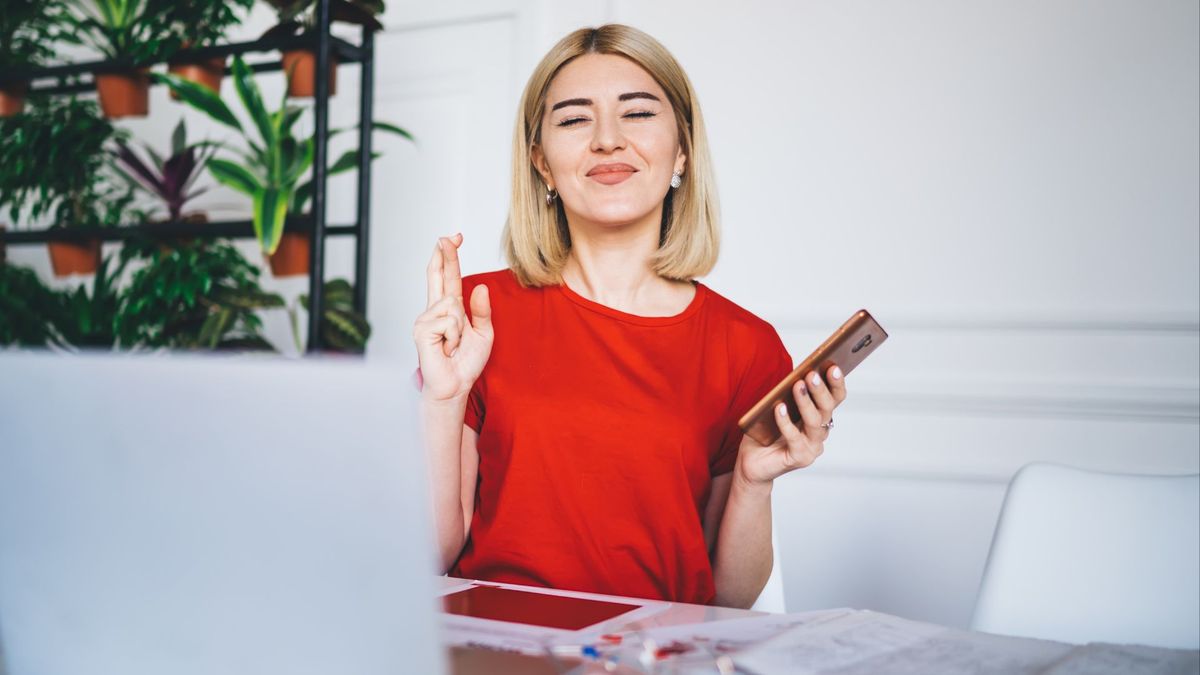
xmin=0 ymin=353 xmax=444 ymax=675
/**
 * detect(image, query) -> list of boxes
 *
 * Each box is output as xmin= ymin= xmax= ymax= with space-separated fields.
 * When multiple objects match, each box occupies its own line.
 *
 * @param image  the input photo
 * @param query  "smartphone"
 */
xmin=737 ymin=309 xmax=888 ymax=446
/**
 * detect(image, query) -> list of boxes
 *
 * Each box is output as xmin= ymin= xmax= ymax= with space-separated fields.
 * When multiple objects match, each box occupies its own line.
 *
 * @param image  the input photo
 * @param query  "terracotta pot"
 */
xmin=0 ymin=82 xmax=28 ymax=117
xmin=154 ymin=212 xmax=209 ymax=254
xmin=48 ymin=239 xmax=102 ymax=277
xmin=281 ymin=49 xmax=338 ymax=98
xmin=267 ymin=232 xmax=311 ymax=277
xmin=167 ymin=57 xmax=226 ymax=99
xmin=94 ymin=69 xmax=150 ymax=118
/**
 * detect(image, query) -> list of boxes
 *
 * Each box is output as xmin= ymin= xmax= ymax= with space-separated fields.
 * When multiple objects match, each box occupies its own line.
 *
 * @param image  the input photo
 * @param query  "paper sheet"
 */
xmin=733 ymin=610 xmax=1199 ymax=675
xmin=1042 ymin=643 xmax=1200 ymax=675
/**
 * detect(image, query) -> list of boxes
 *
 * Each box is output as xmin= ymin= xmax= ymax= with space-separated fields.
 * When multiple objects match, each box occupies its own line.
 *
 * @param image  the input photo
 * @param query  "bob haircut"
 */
xmin=502 ymin=24 xmax=721 ymax=287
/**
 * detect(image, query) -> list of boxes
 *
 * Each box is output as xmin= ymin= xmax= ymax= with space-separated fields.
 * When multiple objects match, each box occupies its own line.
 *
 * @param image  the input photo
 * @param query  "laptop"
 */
xmin=0 ymin=352 xmax=445 ymax=675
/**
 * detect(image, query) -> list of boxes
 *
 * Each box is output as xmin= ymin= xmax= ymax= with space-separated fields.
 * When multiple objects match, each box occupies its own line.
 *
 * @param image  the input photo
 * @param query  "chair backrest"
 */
xmin=971 ymin=462 xmax=1200 ymax=649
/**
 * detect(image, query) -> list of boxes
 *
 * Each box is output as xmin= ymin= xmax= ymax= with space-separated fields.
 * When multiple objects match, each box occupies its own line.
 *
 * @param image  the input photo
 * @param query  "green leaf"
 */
xmin=208 ymin=159 xmax=262 ymax=195
xmin=329 ymin=149 xmax=382 ymax=175
xmin=198 ymin=307 xmax=234 ymax=348
xmin=285 ymin=138 xmax=315 ymax=185
xmin=292 ymin=180 xmax=313 ymax=213
xmin=231 ymin=56 xmax=275 ymax=149
xmin=324 ymin=307 xmax=371 ymax=349
xmin=151 ymin=73 xmax=242 ymax=131
xmin=171 ymin=118 xmax=186 ymax=156
xmin=372 ymin=121 xmax=415 ymax=143
xmin=253 ymin=186 xmax=290 ymax=255
xmin=213 ymin=287 xmax=286 ymax=310
xmin=324 ymin=278 xmax=355 ymax=306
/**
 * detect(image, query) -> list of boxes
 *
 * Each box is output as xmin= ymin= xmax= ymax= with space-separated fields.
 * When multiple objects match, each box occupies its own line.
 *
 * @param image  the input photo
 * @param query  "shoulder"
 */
xmin=462 ymin=269 xmax=531 ymax=296
xmin=461 ymin=269 xmax=547 ymax=315
xmin=698 ymin=283 xmax=784 ymax=348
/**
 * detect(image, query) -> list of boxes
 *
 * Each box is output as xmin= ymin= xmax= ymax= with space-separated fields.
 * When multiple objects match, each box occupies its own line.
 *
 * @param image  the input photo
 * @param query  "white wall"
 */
xmin=9 ymin=0 xmax=1197 ymax=628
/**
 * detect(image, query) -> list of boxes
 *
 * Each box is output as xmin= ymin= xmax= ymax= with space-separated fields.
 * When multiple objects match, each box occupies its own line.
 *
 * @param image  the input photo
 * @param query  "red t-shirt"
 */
xmin=451 ymin=269 xmax=792 ymax=604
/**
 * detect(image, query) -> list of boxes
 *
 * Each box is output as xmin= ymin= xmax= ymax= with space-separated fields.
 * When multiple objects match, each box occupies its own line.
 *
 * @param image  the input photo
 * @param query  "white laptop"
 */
xmin=0 ymin=352 xmax=445 ymax=675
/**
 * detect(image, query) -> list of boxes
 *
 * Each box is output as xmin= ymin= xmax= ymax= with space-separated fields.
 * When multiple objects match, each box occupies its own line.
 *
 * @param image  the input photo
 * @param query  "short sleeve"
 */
xmin=461 ymin=275 xmax=486 ymax=434
xmin=711 ymin=325 xmax=792 ymax=476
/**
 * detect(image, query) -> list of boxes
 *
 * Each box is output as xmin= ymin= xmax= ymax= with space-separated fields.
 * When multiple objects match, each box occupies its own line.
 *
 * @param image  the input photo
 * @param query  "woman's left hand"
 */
xmin=735 ymin=365 xmax=848 ymax=487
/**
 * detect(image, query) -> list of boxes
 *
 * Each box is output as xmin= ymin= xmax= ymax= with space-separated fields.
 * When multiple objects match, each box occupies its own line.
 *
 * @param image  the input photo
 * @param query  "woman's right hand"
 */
xmin=412 ymin=233 xmax=494 ymax=402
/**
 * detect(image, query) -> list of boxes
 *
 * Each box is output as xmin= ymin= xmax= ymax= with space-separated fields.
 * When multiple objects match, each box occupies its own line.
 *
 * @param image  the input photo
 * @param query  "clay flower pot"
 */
xmin=267 ymin=231 xmax=311 ymax=277
xmin=0 ymin=82 xmax=28 ymax=117
xmin=48 ymin=239 xmax=102 ymax=277
xmin=167 ymin=57 xmax=226 ymax=99
xmin=281 ymin=49 xmax=337 ymax=98
xmin=94 ymin=69 xmax=150 ymax=118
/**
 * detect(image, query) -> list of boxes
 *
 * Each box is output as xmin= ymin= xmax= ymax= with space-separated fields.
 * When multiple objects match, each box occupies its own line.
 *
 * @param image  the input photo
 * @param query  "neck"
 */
xmin=559 ymin=205 xmax=693 ymax=315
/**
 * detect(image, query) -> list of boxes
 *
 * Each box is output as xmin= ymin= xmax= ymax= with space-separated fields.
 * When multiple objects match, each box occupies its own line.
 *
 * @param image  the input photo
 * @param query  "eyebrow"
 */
xmin=550 ymin=91 xmax=662 ymax=112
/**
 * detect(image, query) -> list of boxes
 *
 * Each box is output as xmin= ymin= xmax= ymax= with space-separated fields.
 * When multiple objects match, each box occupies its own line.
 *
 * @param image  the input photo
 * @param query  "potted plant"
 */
xmin=0 ymin=263 xmax=63 ymax=347
xmin=0 ymin=1 xmax=70 ymax=117
xmin=116 ymin=237 xmax=284 ymax=350
xmin=48 ymin=251 xmax=130 ymax=349
xmin=64 ymin=0 xmax=178 ymax=118
xmin=293 ymin=277 xmax=370 ymax=353
xmin=112 ymin=118 xmax=218 ymax=224
xmin=155 ymin=57 xmax=410 ymax=275
xmin=0 ymin=96 xmax=136 ymax=276
xmin=162 ymin=0 xmax=255 ymax=96
xmin=261 ymin=0 xmax=385 ymax=98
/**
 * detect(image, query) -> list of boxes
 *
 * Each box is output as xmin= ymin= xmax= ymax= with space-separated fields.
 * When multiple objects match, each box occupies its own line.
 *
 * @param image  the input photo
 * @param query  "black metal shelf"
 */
xmin=1 ymin=218 xmax=357 ymax=244
xmin=1 ymin=0 xmax=377 ymax=354
xmin=0 ymin=34 xmax=366 ymax=96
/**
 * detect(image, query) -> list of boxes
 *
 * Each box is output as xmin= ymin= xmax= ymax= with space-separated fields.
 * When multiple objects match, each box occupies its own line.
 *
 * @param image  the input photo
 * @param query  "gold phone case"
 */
xmin=737 ymin=309 xmax=888 ymax=447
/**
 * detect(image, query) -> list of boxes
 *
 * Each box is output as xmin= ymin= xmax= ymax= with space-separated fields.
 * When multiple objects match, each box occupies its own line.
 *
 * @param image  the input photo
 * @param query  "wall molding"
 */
xmin=772 ymin=313 xmax=1200 ymax=335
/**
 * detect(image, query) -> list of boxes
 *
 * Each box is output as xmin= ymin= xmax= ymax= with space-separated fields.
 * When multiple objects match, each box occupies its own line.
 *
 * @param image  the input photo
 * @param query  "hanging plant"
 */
xmin=0 ymin=96 xmax=141 ymax=275
xmin=261 ymin=0 xmax=385 ymax=98
xmin=0 ymin=1 xmax=71 ymax=117
xmin=116 ymin=238 xmax=283 ymax=351
xmin=0 ymin=263 xmax=63 ymax=347
xmin=293 ymin=277 xmax=371 ymax=353
xmin=154 ymin=57 xmax=411 ymax=263
xmin=63 ymin=0 xmax=179 ymax=118
xmin=112 ymin=118 xmax=218 ymax=223
xmin=162 ymin=0 xmax=256 ymax=95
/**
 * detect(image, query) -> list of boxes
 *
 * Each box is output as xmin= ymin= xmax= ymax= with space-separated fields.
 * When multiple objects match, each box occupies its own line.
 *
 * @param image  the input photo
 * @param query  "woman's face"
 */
xmin=532 ymin=53 xmax=686 ymax=230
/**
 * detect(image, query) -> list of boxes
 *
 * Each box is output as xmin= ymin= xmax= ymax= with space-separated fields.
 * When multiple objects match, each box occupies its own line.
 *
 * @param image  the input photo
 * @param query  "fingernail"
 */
xmin=810 ymin=373 xmax=822 ymax=387
xmin=777 ymin=403 xmax=787 ymax=416
xmin=831 ymin=366 xmax=843 ymax=380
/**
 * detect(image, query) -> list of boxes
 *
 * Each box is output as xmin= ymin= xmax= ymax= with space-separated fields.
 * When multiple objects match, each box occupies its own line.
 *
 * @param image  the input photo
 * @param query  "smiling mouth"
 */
xmin=587 ymin=163 xmax=638 ymax=185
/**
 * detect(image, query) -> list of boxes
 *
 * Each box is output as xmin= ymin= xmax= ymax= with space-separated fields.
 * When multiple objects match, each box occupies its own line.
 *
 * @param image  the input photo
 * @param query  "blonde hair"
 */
xmin=502 ymin=24 xmax=721 ymax=287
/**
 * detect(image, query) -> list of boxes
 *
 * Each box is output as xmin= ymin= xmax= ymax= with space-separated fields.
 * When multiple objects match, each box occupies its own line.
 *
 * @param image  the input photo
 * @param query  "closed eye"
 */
xmin=624 ymin=111 xmax=657 ymax=119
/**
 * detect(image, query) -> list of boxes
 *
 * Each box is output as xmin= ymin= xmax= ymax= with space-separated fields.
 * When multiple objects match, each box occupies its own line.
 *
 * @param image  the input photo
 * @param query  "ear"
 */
xmin=673 ymin=147 xmax=687 ymax=177
xmin=531 ymin=143 xmax=554 ymax=188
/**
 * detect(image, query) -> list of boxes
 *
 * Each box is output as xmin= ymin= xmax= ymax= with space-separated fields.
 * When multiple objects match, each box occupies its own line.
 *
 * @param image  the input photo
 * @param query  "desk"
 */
xmin=440 ymin=578 xmax=1200 ymax=675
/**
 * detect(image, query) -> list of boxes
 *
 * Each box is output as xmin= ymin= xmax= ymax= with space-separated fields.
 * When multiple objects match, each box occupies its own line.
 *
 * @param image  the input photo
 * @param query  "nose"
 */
xmin=589 ymin=112 xmax=626 ymax=153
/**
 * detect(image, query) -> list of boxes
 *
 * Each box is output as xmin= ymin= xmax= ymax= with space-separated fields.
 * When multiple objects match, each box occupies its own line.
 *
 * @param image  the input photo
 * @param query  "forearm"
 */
xmin=711 ymin=474 xmax=774 ymax=609
xmin=421 ymin=393 xmax=469 ymax=571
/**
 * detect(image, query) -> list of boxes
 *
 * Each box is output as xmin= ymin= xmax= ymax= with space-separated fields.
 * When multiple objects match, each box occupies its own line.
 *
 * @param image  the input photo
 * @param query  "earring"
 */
xmin=670 ymin=172 xmax=682 ymax=189
xmin=545 ymin=186 xmax=558 ymax=206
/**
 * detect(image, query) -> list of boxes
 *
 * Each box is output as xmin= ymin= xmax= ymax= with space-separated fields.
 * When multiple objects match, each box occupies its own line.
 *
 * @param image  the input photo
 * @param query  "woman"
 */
xmin=413 ymin=24 xmax=846 ymax=609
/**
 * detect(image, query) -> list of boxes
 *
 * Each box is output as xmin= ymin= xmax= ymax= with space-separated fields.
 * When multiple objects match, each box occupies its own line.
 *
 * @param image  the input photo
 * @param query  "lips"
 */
xmin=586 ymin=162 xmax=638 ymax=185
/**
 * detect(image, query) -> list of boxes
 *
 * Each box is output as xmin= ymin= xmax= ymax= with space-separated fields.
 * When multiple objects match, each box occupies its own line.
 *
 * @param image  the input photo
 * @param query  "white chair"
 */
xmin=971 ymin=462 xmax=1200 ymax=649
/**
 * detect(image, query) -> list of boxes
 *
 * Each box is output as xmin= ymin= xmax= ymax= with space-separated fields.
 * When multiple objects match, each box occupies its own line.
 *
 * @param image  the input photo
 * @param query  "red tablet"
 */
xmin=443 ymin=585 xmax=640 ymax=631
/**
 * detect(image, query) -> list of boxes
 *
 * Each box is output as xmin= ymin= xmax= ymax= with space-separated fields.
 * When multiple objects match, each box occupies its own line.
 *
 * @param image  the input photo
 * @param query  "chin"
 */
xmin=578 ymin=199 xmax=660 ymax=229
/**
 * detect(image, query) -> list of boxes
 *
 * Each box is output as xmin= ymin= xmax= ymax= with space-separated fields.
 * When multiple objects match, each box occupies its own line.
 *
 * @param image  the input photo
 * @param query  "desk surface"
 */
xmin=441 ymin=578 xmax=1200 ymax=675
